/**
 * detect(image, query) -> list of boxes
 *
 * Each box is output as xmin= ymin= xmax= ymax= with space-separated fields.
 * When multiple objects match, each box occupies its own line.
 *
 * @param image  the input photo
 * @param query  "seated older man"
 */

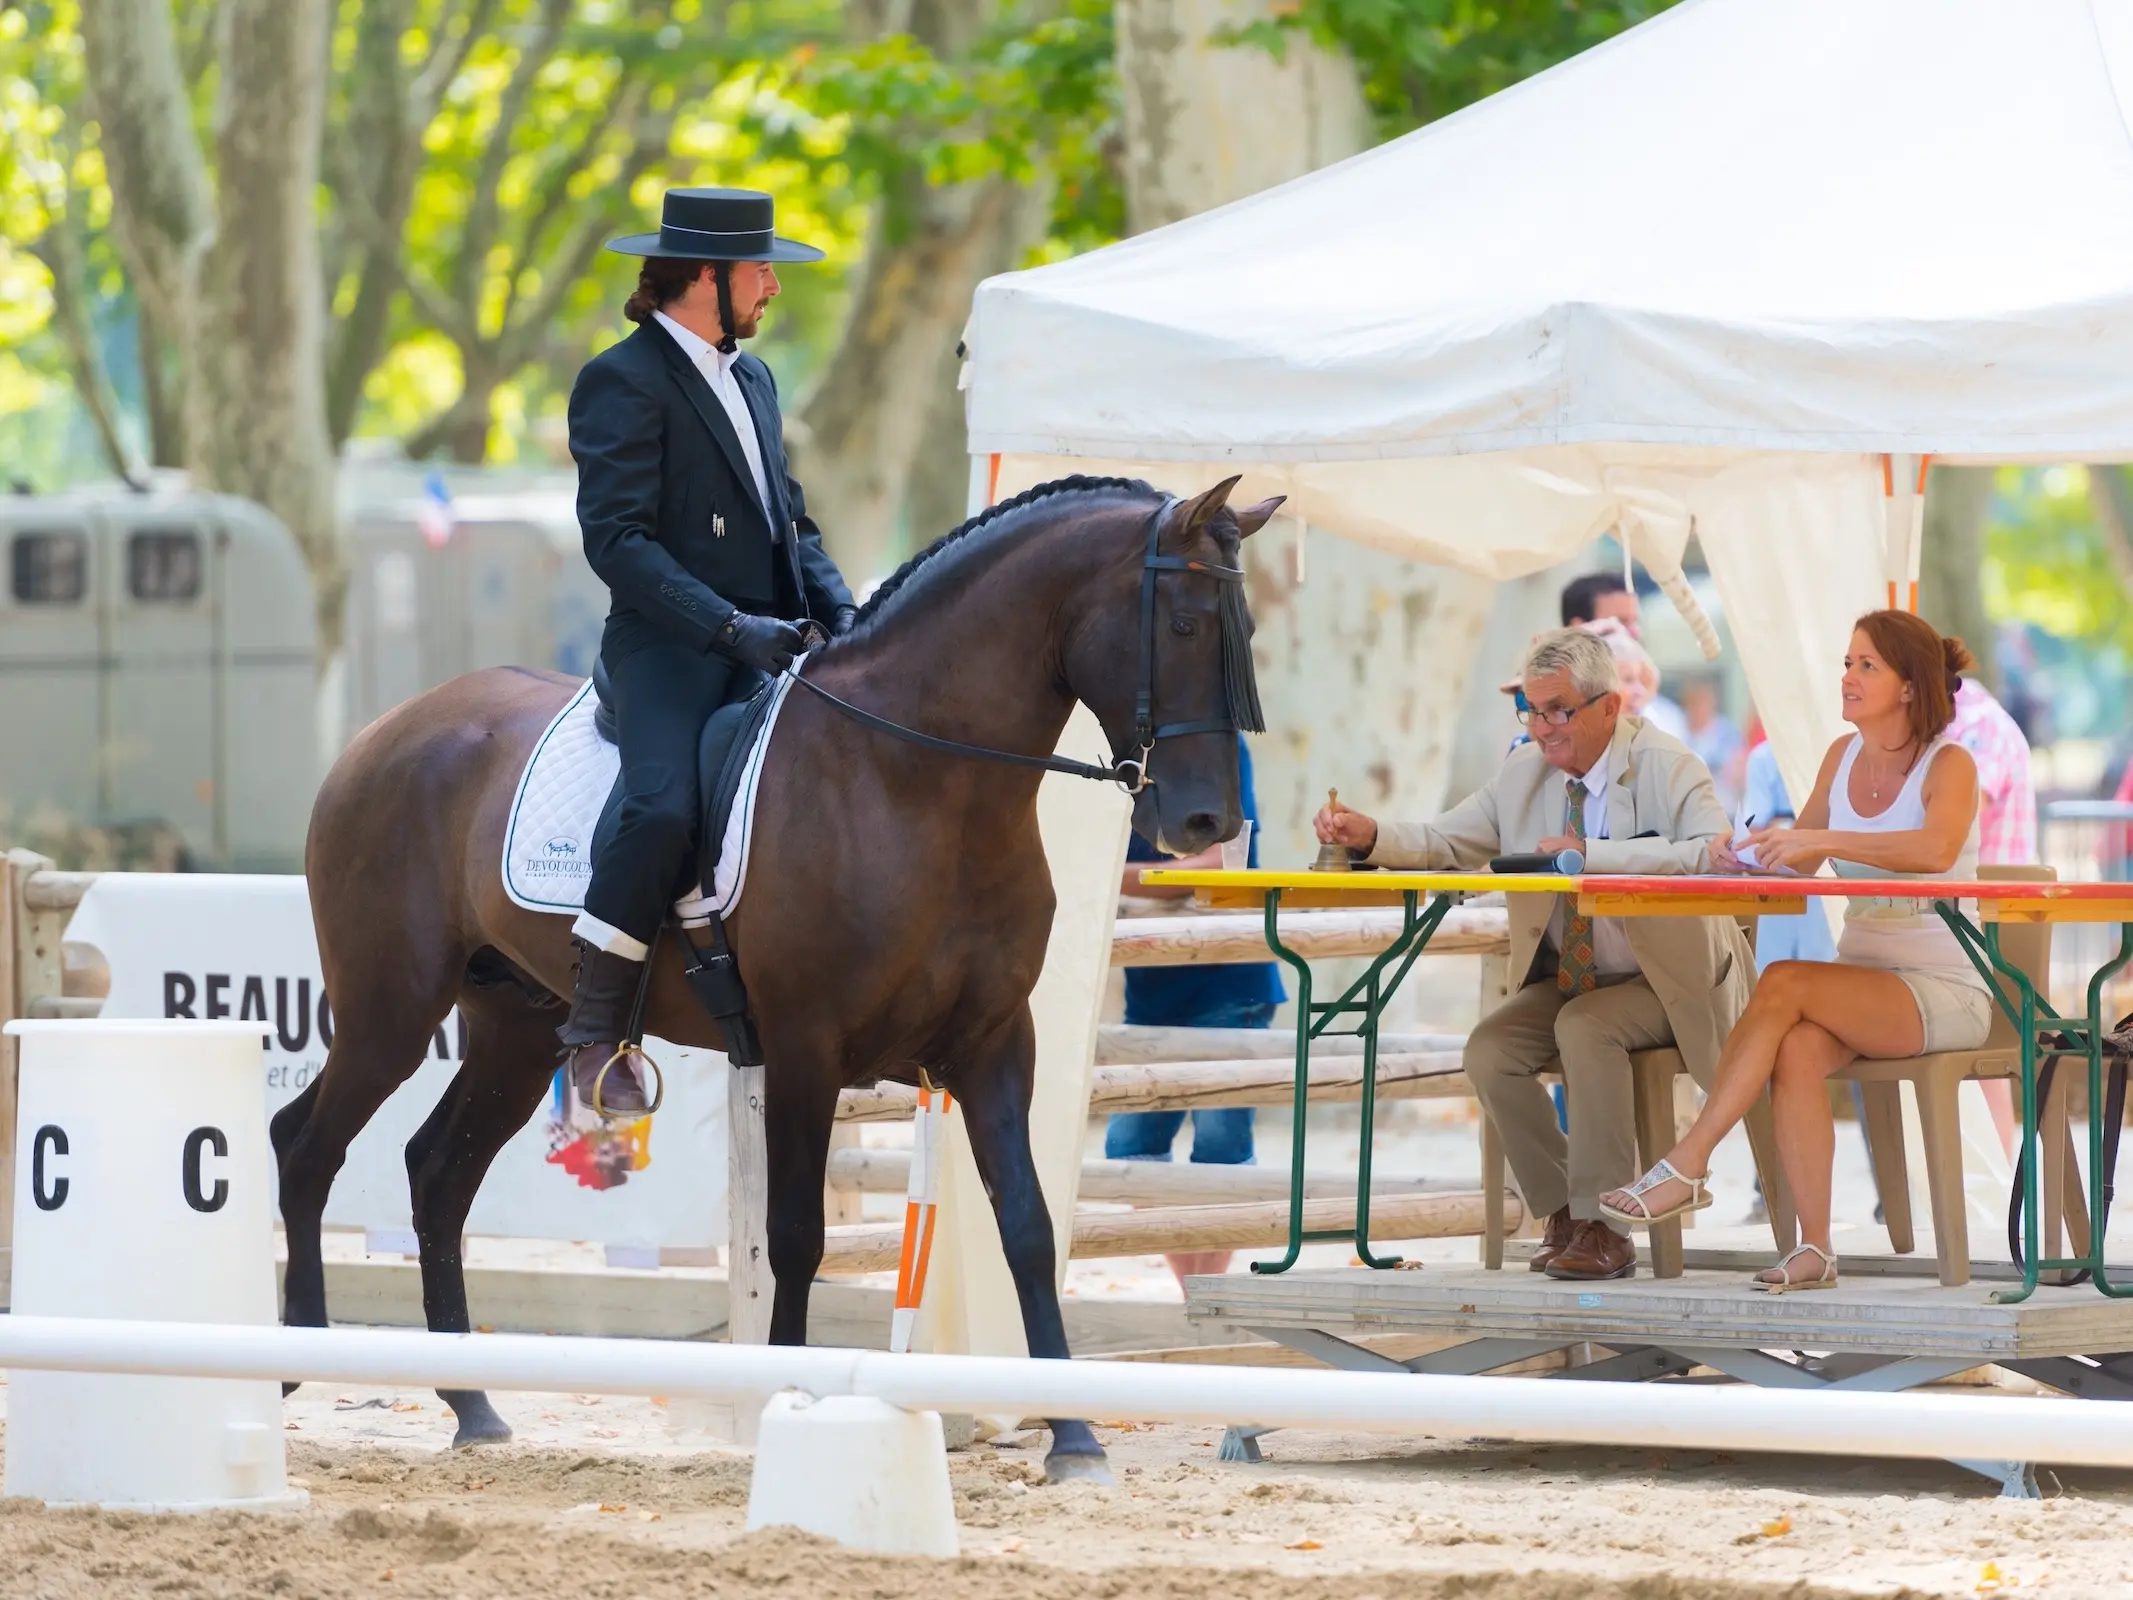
xmin=1314 ymin=628 xmax=1751 ymax=1280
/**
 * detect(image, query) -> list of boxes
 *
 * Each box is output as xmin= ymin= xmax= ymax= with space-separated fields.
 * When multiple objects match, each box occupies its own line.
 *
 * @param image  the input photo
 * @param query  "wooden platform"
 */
xmin=1185 ymin=1263 xmax=2133 ymax=1361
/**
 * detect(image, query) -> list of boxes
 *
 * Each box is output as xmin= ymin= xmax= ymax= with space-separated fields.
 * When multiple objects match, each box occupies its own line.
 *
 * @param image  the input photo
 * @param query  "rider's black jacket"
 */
xmin=568 ymin=317 xmax=852 ymax=664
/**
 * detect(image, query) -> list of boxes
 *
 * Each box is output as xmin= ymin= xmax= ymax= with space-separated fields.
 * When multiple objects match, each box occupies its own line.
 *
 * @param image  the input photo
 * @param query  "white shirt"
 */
xmin=655 ymin=311 xmax=772 ymax=521
xmin=1543 ymin=748 xmax=1640 ymax=978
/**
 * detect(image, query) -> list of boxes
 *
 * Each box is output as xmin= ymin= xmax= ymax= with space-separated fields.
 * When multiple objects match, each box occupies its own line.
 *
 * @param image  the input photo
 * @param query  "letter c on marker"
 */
xmin=182 ymin=1126 xmax=229 ymax=1213
xmin=31 ymin=1125 xmax=67 ymax=1211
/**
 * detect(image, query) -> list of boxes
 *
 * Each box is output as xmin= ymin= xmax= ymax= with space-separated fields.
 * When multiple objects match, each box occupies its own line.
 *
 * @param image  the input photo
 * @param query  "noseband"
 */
xmin=785 ymin=498 xmax=1255 ymax=792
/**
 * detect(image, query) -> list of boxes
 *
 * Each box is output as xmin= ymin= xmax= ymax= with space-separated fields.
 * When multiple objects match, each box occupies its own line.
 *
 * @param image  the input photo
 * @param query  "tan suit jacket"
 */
xmin=1366 ymin=715 xmax=1753 ymax=1086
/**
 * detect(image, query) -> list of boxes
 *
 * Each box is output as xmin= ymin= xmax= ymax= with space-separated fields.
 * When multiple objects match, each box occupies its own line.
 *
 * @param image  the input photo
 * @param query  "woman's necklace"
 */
xmin=1860 ymin=741 xmax=1917 ymax=801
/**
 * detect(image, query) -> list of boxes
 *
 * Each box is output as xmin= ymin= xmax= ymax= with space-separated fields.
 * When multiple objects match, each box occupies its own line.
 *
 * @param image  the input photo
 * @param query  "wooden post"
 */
xmin=726 ymin=1062 xmax=771 ymax=1344
xmin=3 ymin=852 xmax=69 ymax=1305
xmin=822 ymin=1121 xmax=864 ymax=1226
xmin=0 ymin=853 xmax=18 ymax=1304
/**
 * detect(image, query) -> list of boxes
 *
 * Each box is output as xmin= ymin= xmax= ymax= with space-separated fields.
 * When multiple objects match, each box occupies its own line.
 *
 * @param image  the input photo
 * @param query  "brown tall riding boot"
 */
xmin=557 ymin=939 xmax=650 ymax=1117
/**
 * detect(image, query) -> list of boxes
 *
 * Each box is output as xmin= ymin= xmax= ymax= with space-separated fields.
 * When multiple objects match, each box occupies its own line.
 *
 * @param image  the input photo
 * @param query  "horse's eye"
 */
xmin=1170 ymin=617 xmax=1197 ymax=638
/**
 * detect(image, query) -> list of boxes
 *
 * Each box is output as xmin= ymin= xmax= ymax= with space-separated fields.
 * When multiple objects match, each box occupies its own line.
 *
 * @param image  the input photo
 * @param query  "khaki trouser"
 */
xmin=1466 ymin=974 xmax=1672 ymax=1222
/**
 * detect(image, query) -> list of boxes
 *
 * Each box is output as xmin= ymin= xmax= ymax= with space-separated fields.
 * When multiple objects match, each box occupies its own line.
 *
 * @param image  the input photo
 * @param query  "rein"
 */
xmin=786 ymin=499 xmax=1257 ymax=793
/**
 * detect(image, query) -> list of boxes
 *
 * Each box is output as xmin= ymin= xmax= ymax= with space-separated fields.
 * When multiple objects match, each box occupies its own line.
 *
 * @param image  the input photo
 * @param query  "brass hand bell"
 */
xmin=1311 ymin=787 xmax=1354 ymax=872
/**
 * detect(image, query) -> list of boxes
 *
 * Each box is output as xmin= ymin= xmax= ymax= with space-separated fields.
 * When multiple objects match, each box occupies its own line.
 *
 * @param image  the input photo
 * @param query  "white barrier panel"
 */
xmin=3 ymin=1021 xmax=304 ymax=1511
xmin=61 ymin=874 xmax=728 ymax=1250
xmin=4 ymin=1316 xmax=2131 ymax=1472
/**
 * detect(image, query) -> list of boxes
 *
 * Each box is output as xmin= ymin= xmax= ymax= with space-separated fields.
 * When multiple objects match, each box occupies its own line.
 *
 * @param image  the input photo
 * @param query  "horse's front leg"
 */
xmin=953 ymin=1011 xmax=1112 ymax=1485
xmin=762 ymin=1054 xmax=843 ymax=1345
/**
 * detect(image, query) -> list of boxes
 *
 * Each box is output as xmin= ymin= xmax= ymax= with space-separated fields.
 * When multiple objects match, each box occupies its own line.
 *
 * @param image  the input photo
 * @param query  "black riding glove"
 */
xmin=831 ymin=603 xmax=859 ymax=637
xmin=714 ymin=612 xmax=807 ymax=675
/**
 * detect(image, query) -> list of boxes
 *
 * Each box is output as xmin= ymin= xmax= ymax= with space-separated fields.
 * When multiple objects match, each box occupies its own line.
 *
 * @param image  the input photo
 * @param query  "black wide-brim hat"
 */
xmin=606 ymin=187 xmax=826 ymax=264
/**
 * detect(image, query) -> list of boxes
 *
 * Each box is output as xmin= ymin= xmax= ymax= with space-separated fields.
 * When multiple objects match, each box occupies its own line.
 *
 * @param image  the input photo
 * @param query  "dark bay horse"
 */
xmin=271 ymin=474 xmax=1278 ymax=1481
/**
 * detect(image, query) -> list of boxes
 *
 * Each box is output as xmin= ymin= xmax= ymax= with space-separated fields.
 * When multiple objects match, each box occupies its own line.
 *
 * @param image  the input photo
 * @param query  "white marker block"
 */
xmin=746 ymin=1392 xmax=957 ymax=1556
xmin=3 ymin=1020 xmax=304 ymax=1512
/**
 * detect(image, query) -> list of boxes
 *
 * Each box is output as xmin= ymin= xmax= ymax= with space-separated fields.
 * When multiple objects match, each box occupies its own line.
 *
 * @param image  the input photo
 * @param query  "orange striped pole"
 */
xmin=889 ymin=1081 xmax=953 ymax=1354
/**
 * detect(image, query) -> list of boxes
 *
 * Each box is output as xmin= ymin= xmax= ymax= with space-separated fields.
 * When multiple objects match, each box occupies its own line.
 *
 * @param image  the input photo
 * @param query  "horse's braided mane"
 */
xmin=843 ymin=474 xmax=1158 ymax=632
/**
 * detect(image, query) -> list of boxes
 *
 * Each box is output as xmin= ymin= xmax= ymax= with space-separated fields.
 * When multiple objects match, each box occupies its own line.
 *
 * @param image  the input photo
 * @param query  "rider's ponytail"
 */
xmin=623 ymin=257 xmax=714 ymax=325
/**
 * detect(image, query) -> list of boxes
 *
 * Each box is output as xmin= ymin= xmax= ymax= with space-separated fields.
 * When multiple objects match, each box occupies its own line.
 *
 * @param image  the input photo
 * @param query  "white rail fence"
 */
xmin=0 ymin=853 xmax=1514 ymax=1326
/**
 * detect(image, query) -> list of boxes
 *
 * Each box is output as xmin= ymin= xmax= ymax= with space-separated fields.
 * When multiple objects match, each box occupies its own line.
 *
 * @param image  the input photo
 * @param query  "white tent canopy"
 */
xmin=965 ymin=0 xmax=2133 ymax=805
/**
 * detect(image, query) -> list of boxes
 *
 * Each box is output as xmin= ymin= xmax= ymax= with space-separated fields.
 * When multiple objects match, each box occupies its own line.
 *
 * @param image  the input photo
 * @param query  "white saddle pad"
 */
xmin=501 ymin=671 xmax=797 ymax=922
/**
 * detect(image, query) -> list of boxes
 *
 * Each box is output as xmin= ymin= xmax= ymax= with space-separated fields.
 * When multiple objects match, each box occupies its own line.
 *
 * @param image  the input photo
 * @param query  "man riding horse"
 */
xmin=560 ymin=187 xmax=855 ymax=1121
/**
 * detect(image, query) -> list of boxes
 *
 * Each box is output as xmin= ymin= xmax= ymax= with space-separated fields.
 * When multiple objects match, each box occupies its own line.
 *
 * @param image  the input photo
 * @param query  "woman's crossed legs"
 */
xmin=1598 ymin=960 xmax=1925 ymax=1287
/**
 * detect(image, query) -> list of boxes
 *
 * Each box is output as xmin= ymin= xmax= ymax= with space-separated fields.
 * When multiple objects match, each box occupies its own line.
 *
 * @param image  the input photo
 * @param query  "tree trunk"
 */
xmin=1115 ymin=0 xmax=1371 ymax=232
xmin=79 ymin=0 xmax=212 ymax=473
xmin=1919 ymin=464 xmax=1999 ymax=693
xmin=31 ymin=217 xmax=140 ymax=483
xmin=1113 ymin=0 xmax=1485 ymax=851
xmin=405 ymin=369 xmax=499 ymax=465
xmin=324 ymin=0 xmax=419 ymax=448
xmin=192 ymin=0 xmax=344 ymax=665
xmin=77 ymin=0 xmax=213 ymax=347
xmin=137 ymin=305 xmax=187 ymax=468
xmin=901 ymin=177 xmax=1056 ymax=554
xmin=794 ymin=172 xmax=1038 ymax=583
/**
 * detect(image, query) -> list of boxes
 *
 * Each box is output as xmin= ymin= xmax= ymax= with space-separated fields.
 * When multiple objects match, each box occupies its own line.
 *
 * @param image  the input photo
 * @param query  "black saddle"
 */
xmin=587 ymin=658 xmax=778 ymax=901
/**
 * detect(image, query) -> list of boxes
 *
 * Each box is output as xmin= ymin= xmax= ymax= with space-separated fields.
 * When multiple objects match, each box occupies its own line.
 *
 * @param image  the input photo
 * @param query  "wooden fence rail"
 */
xmin=829 ymin=1148 xmax=1454 ymax=1206
xmin=836 ymin=1052 xmax=1468 ymax=1123
xmin=819 ymin=1189 xmax=1517 ymax=1275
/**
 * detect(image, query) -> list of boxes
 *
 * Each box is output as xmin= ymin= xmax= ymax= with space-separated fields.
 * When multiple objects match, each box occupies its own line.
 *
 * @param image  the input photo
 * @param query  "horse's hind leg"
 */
xmin=273 ymin=967 xmax=457 ymax=1342
xmin=951 ymin=1012 xmax=1112 ymax=1486
xmin=403 ymin=970 xmax=561 ymax=1447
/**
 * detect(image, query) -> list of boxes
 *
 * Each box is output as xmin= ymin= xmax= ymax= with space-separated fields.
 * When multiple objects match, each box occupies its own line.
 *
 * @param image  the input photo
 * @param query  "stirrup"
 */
xmin=590 ymin=1044 xmax=665 ymax=1121
xmin=1598 ymin=1157 xmax=1713 ymax=1228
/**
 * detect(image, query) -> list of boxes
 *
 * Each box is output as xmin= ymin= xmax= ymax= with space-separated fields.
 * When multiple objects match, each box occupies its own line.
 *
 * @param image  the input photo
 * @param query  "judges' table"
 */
xmin=1144 ymin=869 xmax=2133 ymax=1302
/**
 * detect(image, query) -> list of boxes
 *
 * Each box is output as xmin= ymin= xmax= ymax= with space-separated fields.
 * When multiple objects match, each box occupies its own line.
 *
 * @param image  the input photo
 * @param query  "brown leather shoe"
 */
xmin=1528 ymin=1206 xmax=1575 ymax=1273
xmin=1543 ymin=1219 xmax=1636 ymax=1280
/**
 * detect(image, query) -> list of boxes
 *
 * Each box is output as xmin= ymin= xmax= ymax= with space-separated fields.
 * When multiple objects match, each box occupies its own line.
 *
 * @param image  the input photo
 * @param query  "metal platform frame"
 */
xmin=1189 ymin=1266 xmax=2133 ymax=1498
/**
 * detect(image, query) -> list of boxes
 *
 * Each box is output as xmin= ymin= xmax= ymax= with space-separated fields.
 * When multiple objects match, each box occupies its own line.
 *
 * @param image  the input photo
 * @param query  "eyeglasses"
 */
xmin=1512 ymin=690 xmax=1608 ymax=729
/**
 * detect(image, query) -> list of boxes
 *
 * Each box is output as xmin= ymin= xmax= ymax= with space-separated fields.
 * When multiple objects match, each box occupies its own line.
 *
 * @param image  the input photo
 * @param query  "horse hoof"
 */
xmin=444 ymin=1391 xmax=512 ymax=1447
xmin=1044 ymin=1448 xmax=1114 ymax=1487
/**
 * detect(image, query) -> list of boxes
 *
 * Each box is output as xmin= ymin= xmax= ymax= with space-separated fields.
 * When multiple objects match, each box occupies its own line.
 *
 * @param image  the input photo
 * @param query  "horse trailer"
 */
xmin=1 ymin=478 xmax=605 ymax=871
xmin=0 ymin=485 xmax=315 ymax=869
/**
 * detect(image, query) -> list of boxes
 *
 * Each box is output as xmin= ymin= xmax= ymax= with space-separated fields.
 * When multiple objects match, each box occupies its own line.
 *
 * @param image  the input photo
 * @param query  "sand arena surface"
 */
xmin=7 ymin=1387 xmax=2133 ymax=1599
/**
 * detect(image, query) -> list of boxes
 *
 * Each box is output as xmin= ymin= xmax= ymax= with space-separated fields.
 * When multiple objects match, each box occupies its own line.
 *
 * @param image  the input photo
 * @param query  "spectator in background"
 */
xmin=1949 ymin=679 xmax=2038 ymax=868
xmin=1561 ymin=571 xmax=1689 ymax=741
xmin=1947 ymin=677 xmax=2038 ymax=1155
xmin=1110 ymin=734 xmax=1285 ymax=1288
xmin=1683 ymin=678 xmax=1747 ymax=819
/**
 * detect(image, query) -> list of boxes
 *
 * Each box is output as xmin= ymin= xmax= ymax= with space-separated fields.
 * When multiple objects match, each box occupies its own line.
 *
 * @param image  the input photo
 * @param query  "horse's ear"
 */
xmin=1232 ymin=496 xmax=1284 ymax=539
xmin=1168 ymin=475 xmax=1242 ymax=544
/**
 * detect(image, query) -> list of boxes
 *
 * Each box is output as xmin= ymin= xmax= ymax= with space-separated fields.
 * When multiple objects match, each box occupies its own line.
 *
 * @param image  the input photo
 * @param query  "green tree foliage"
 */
xmin=1987 ymin=465 xmax=2133 ymax=651
xmin=3 ymin=0 xmax=1697 ymax=483
xmin=1225 ymin=0 xmax=1682 ymax=137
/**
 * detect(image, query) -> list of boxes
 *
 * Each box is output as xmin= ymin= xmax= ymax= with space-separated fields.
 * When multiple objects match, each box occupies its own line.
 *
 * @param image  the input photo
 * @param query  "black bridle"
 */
xmin=785 ymin=498 xmax=1260 ymax=791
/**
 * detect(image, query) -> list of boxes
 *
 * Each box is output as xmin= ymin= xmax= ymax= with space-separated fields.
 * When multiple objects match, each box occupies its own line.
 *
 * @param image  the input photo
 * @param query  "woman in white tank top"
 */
xmin=1600 ymin=612 xmax=1988 ymax=1292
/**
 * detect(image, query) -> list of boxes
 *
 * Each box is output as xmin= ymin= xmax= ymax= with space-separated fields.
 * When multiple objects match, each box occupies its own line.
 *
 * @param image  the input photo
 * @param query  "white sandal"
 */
xmin=1753 ymin=1243 xmax=1838 ymax=1294
xmin=1598 ymin=1158 xmax=1713 ymax=1229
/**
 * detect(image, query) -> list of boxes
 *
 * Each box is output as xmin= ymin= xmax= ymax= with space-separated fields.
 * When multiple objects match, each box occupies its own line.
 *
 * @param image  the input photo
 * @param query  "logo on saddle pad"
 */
xmin=525 ymin=835 xmax=589 ymax=878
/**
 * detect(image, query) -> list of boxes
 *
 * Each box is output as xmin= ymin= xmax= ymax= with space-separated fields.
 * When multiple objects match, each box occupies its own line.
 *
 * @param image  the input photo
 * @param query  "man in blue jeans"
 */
xmin=1108 ymin=735 xmax=1285 ymax=1287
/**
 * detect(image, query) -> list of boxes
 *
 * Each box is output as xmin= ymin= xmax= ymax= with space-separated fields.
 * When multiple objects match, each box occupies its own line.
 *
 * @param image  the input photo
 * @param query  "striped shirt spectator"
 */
xmin=1948 ymin=680 xmax=2037 ymax=865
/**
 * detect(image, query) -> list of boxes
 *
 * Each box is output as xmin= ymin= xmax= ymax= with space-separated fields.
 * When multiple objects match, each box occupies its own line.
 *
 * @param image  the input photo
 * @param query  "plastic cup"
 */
xmin=1219 ymin=820 xmax=1253 ymax=872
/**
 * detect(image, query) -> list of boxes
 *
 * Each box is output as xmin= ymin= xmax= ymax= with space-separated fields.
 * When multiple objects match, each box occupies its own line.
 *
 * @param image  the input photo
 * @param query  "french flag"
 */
xmin=416 ymin=472 xmax=454 ymax=550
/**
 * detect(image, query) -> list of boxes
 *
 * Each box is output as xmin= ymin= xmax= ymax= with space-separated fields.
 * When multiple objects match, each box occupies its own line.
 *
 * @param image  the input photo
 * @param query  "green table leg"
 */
xmin=1944 ymin=906 xmax=2133 ymax=1301
xmin=1253 ymin=890 xmax=1450 ymax=1276
xmin=2084 ymin=924 xmax=2133 ymax=1297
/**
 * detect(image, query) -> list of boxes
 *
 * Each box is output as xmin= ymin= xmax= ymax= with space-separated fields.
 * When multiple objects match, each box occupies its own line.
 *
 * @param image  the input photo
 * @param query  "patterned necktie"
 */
xmin=1556 ymin=780 xmax=1597 ymax=995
